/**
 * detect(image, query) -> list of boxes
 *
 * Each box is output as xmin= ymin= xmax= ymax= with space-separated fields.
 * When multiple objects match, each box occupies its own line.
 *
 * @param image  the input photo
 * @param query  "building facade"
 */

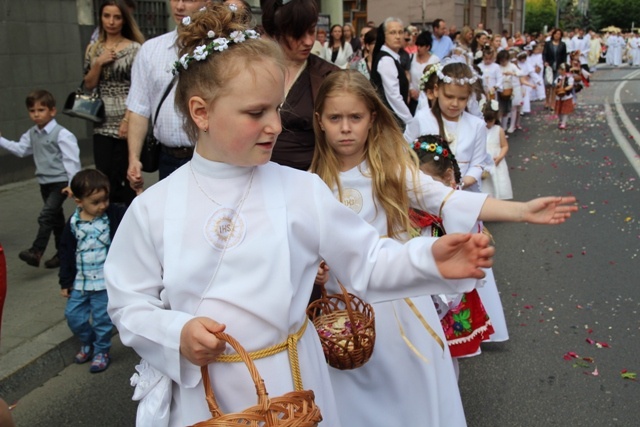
xmin=0 ymin=0 xmax=524 ymax=185
xmin=365 ymin=0 xmax=525 ymax=35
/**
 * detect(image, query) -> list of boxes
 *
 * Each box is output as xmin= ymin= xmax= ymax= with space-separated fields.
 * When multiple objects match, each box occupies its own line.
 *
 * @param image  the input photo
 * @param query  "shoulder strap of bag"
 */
xmin=151 ymin=77 xmax=177 ymax=128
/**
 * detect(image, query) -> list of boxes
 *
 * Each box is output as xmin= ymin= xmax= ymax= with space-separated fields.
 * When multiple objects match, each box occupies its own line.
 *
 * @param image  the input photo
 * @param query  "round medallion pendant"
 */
xmin=204 ymin=208 xmax=246 ymax=251
xmin=342 ymin=188 xmax=363 ymax=214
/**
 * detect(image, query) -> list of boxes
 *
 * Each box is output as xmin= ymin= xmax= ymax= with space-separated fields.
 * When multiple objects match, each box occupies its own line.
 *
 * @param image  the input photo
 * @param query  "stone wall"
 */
xmin=0 ymin=0 xmax=93 ymax=185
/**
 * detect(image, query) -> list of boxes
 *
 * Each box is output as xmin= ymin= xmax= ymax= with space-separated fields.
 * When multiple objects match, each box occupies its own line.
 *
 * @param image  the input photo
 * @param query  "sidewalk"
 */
xmin=0 ymin=173 xmax=157 ymax=404
xmin=0 ymin=178 xmax=78 ymax=404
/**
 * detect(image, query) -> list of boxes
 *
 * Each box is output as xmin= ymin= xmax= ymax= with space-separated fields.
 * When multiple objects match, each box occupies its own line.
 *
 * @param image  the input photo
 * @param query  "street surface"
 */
xmin=459 ymin=67 xmax=640 ymax=426
xmin=8 ymin=66 xmax=640 ymax=426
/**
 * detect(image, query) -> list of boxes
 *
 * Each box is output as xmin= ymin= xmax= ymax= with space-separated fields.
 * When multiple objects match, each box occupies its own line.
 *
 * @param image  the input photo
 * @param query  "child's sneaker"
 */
xmin=89 ymin=352 xmax=110 ymax=373
xmin=74 ymin=345 xmax=93 ymax=364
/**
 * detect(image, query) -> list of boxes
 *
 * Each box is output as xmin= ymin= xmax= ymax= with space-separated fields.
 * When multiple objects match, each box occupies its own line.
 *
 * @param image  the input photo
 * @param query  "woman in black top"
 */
xmin=261 ymin=0 xmax=338 ymax=170
xmin=543 ymin=29 xmax=567 ymax=109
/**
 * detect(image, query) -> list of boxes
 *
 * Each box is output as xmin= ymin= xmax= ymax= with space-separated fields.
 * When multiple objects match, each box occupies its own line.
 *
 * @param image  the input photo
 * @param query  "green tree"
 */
xmin=590 ymin=0 xmax=640 ymax=31
xmin=525 ymin=0 xmax=556 ymax=34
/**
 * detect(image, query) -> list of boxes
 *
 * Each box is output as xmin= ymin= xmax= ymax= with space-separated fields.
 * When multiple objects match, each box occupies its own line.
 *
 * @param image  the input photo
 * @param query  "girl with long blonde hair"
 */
xmin=311 ymin=69 xmax=577 ymax=426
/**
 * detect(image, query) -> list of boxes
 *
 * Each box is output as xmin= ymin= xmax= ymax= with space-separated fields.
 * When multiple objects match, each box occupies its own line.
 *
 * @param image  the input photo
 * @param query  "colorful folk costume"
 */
xmin=410 ymin=208 xmax=494 ymax=358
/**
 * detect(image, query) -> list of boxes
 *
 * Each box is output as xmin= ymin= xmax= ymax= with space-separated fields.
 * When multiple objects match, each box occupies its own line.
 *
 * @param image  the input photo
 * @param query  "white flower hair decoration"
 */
xmin=478 ymin=96 xmax=499 ymax=113
xmin=419 ymin=63 xmax=443 ymax=91
xmin=172 ymin=28 xmax=260 ymax=75
xmin=434 ymin=59 xmax=480 ymax=86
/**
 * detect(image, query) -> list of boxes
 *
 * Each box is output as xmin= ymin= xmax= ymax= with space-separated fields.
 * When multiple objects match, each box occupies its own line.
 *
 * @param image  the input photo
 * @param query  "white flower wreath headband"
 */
xmin=171 ymin=7 xmax=259 ymax=75
xmin=419 ymin=62 xmax=480 ymax=91
xmin=478 ymin=97 xmax=499 ymax=113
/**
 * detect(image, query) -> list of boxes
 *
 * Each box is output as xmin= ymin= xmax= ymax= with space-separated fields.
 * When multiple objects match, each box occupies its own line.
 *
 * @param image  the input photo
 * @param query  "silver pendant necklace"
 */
xmin=190 ymin=162 xmax=256 ymax=251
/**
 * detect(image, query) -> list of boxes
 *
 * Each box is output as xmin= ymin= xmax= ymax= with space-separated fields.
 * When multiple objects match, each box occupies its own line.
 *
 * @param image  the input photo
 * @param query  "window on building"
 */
xmin=464 ymin=0 xmax=471 ymax=26
xmin=343 ymin=0 xmax=368 ymax=33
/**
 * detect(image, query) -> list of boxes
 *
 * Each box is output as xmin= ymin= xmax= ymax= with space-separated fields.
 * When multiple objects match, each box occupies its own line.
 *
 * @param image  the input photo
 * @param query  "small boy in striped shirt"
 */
xmin=59 ymin=169 xmax=127 ymax=373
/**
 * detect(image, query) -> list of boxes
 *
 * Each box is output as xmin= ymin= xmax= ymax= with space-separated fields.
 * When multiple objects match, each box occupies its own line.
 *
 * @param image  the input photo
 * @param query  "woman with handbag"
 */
xmin=542 ymin=29 xmax=567 ymax=110
xmin=83 ymin=0 xmax=144 ymax=206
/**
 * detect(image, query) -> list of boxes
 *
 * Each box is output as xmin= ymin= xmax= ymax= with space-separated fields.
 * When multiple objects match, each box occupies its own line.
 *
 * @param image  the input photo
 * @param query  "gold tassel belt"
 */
xmin=215 ymin=320 xmax=308 ymax=391
xmin=393 ymin=298 xmax=445 ymax=363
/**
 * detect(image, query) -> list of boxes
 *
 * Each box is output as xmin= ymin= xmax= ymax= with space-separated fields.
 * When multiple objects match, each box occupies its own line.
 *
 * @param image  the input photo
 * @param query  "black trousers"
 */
xmin=93 ymin=133 xmax=136 ymax=206
xmin=33 ymin=181 xmax=67 ymax=253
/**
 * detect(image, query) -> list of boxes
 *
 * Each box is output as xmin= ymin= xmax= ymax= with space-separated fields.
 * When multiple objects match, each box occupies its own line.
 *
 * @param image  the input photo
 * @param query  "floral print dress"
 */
xmin=410 ymin=208 xmax=495 ymax=357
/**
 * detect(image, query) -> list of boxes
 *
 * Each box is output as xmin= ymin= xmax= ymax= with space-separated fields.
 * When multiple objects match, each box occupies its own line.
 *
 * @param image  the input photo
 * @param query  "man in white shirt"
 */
xmin=431 ymin=18 xmax=454 ymax=59
xmin=571 ymin=27 xmax=591 ymax=71
xmin=126 ymin=0 xmax=207 ymax=192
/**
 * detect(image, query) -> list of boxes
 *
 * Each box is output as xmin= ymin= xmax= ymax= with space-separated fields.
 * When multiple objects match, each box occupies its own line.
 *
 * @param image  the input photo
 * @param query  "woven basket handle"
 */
xmin=200 ymin=332 xmax=270 ymax=418
xmin=336 ymin=280 xmax=362 ymax=350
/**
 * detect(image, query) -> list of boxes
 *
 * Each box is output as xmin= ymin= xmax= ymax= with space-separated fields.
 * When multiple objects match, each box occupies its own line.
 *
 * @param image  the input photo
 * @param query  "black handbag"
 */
xmin=140 ymin=134 xmax=161 ymax=173
xmin=140 ymin=78 xmax=176 ymax=173
xmin=62 ymin=82 xmax=105 ymax=124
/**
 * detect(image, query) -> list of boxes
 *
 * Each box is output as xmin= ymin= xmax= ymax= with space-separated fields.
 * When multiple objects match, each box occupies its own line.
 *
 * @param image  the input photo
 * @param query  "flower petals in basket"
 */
xmin=191 ymin=332 xmax=322 ymax=427
xmin=306 ymin=281 xmax=375 ymax=370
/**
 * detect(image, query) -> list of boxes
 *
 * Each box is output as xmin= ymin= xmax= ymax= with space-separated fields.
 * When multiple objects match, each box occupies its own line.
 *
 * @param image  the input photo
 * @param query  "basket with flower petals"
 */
xmin=306 ymin=281 xmax=375 ymax=370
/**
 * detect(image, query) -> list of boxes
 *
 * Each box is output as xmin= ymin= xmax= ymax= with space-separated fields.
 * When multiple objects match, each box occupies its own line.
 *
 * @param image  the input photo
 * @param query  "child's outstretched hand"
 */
xmin=523 ymin=196 xmax=577 ymax=224
xmin=433 ymin=233 xmax=494 ymax=280
xmin=180 ymin=317 xmax=227 ymax=366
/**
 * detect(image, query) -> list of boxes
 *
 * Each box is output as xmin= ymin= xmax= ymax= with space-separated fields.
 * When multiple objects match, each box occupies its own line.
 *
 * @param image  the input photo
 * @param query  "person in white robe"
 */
xmin=517 ymin=51 xmax=537 ymax=114
xmin=630 ymin=33 xmax=640 ymax=66
xmin=312 ymin=70 xmax=577 ymax=426
xmin=605 ymin=33 xmax=614 ymax=65
xmin=588 ymin=32 xmax=602 ymax=71
xmin=528 ymin=45 xmax=546 ymax=101
xmin=612 ymin=33 xmax=623 ymax=66
xmin=104 ymin=6 xmax=496 ymax=426
xmin=406 ymin=106 xmax=491 ymax=193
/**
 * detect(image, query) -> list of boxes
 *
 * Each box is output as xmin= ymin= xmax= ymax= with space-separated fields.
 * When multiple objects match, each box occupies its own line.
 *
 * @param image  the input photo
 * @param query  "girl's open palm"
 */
xmin=524 ymin=196 xmax=578 ymax=224
xmin=433 ymin=233 xmax=495 ymax=279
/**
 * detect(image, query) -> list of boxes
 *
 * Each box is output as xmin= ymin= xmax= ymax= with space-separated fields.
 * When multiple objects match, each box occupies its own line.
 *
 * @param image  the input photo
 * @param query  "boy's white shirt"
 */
xmin=0 ymin=118 xmax=80 ymax=184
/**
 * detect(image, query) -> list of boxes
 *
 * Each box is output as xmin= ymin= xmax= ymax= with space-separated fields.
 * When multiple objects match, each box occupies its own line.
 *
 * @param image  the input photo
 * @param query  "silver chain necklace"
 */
xmin=189 ymin=161 xmax=256 ymax=314
xmin=189 ymin=161 xmax=256 ymax=208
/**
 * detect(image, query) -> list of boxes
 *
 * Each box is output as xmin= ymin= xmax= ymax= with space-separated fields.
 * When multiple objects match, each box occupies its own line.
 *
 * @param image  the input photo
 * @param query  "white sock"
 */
xmin=508 ymin=109 xmax=518 ymax=130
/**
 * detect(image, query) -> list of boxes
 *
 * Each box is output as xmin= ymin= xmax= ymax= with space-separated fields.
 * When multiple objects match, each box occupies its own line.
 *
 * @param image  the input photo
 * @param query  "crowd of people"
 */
xmin=0 ymin=1 xmax=586 ymax=426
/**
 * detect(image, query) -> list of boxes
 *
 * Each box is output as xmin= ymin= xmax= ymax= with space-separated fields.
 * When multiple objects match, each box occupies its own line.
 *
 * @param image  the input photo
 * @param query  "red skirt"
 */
xmin=441 ymin=290 xmax=494 ymax=358
xmin=555 ymin=98 xmax=574 ymax=115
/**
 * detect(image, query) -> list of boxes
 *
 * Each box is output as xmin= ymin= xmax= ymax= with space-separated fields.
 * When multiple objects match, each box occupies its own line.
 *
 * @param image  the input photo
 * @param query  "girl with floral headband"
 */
xmin=412 ymin=134 xmax=494 ymax=374
xmin=104 ymin=4 xmax=501 ymax=426
xmin=311 ymin=70 xmax=577 ymax=426
xmin=405 ymin=61 xmax=492 ymax=193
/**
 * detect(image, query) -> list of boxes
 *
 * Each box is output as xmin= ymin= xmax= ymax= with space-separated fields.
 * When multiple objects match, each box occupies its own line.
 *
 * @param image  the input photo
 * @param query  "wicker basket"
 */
xmin=192 ymin=332 xmax=322 ymax=427
xmin=306 ymin=282 xmax=375 ymax=370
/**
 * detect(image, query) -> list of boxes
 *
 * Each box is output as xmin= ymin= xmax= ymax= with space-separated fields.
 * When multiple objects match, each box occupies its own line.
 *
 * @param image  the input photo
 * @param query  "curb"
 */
xmin=0 ymin=321 xmax=78 ymax=404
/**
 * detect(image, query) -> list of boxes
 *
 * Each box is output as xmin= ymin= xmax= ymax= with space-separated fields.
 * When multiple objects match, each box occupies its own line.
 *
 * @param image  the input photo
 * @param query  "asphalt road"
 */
xmin=459 ymin=67 xmax=640 ymax=427
xmin=8 ymin=67 xmax=640 ymax=427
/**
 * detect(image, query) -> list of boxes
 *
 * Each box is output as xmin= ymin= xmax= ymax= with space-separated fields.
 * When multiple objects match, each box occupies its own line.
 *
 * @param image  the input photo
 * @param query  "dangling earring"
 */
xmin=203 ymin=126 xmax=208 ymax=133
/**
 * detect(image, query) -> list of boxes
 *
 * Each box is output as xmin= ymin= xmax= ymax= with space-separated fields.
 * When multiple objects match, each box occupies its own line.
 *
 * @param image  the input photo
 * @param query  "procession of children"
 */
xmin=0 ymin=2 xmax=590 ymax=426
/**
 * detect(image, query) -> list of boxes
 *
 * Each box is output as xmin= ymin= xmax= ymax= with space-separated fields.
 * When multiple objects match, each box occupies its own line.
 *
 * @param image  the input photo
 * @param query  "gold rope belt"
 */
xmin=393 ymin=298 xmax=445 ymax=363
xmin=215 ymin=320 xmax=307 ymax=391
